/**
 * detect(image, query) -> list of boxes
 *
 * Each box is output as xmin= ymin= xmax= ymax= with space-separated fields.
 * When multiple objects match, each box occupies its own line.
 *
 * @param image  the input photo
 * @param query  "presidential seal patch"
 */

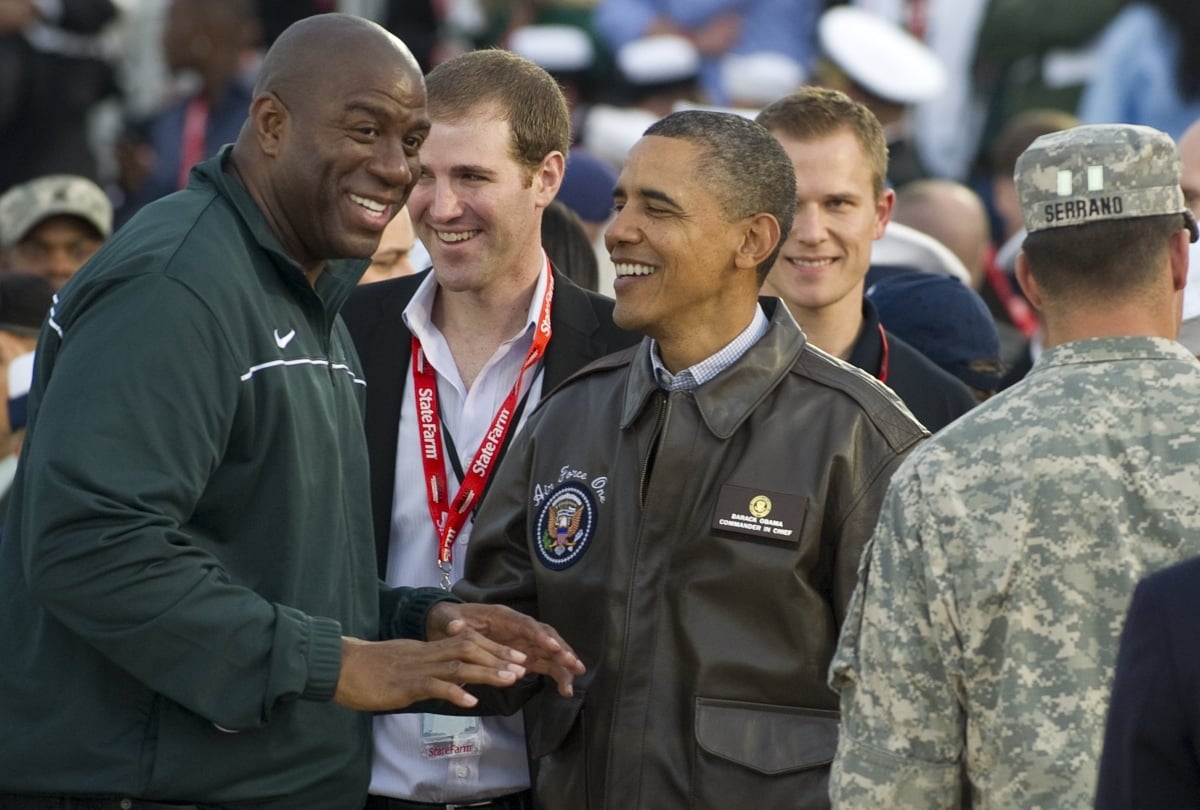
xmin=534 ymin=481 xmax=597 ymax=571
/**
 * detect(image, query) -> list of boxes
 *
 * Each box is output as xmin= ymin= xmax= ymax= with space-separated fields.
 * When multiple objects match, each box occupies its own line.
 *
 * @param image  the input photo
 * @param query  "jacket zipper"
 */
xmin=609 ymin=388 xmax=670 ymax=802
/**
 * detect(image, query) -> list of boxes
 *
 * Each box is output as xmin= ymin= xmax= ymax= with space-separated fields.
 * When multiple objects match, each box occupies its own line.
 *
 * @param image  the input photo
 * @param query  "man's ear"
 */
xmin=1168 ymin=225 xmax=1190 ymax=293
xmin=1014 ymin=251 xmax=1044 ymax=312
xmin=250 ymin=93 xmax=288 ymax=157
xmin=873 ymin=187 xmax=895 ymax=240
xmin=533 ymin=150 xmax=567 ymax=208
xmin=734 ymin=213 xmax=782 ymax=271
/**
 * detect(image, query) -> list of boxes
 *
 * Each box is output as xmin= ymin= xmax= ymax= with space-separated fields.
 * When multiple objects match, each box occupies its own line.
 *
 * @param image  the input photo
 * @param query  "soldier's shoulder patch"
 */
xmin=534 ymin=481 xmax=597 ymax=571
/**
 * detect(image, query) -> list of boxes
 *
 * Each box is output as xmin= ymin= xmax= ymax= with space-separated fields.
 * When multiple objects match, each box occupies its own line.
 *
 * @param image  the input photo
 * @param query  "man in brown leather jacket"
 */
xmin=456 ymin=110 xmax=927 ymax=809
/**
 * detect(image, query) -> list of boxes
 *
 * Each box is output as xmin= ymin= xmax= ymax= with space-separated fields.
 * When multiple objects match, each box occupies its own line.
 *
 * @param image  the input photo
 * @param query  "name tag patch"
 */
xmin=712 ymin=484 xmax=806 ymax=542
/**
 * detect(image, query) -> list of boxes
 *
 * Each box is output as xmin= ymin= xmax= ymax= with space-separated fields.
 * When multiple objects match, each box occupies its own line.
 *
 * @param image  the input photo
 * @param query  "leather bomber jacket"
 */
xmin=457 ymin=299 xmax=928 ymax=810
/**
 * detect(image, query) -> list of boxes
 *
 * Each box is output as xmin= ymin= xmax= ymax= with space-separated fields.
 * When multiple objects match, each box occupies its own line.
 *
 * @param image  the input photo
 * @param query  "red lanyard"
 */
xmin=877 ymin=323 xmax=890 ymax=385
xmin=907 ymin=0 xmax=928 ymax=40
xmin=986 ymin=252 xmax=1039 ymax=338
xmin=178 ymin=95 xmax=209 ymax=189
xmin=412 ymin=261 xmax=554 ymax=586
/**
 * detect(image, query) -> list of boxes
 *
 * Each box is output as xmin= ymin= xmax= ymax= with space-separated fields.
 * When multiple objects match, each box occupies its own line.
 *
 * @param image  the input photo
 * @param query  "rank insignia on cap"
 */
xmin=534 ymin=482 xmax=597 ymax=571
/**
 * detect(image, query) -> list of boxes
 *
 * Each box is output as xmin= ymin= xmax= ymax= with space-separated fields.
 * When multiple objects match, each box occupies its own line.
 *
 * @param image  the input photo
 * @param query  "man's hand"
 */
xmin=333 ymin=634 xmax=528 ymax=712
xmin=427 ymin=602 xmax=585 ymax=697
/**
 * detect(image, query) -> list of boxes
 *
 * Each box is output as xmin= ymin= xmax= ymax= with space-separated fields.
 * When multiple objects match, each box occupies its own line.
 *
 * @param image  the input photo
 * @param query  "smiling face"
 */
xmin=606 ymin=135 xmax=757 ymax=358
xmin=762 ymin=128 xmax=893 ymax=317
xmin=406 ymin=104 xmax=562 ymax=295
xmin=262 ymin=42 xmax=429 ymax=276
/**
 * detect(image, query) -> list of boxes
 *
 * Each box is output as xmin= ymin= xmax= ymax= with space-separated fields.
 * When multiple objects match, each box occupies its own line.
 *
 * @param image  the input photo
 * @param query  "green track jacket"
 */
xmin=0 ymin=148 xmax=447 ymax=808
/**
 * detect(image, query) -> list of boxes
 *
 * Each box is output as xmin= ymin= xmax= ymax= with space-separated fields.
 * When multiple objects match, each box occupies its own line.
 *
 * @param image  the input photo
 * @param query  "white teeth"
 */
xmin=437 ymin=231 xmax=478 ymax=243
xmin=791 ymin=257 xmax=834 ymax=268
xmin=614 ymin=262 xmax=657 ymax=277
xmin=349 ymin=193 xmax=386 ymax=214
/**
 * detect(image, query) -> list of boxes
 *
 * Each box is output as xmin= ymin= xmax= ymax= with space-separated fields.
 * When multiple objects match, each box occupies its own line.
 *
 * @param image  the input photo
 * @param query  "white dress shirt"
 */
xmin=369 ymin=267 xmax=549 ymax=801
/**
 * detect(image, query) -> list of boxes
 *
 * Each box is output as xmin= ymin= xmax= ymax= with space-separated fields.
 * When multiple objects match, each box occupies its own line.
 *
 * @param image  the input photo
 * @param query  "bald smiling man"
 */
xmin=0 ymin=15 xmax=581 ymax=810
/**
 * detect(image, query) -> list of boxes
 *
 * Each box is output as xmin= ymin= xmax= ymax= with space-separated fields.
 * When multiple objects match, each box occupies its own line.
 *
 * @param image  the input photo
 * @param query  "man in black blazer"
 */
xmin=341 ymin=49 xmax=636 ymax=810
xmin=345 ymin=267 xmax=634 ymax=576
xmin=1095 ymin=556 xmax=1200 ymax=809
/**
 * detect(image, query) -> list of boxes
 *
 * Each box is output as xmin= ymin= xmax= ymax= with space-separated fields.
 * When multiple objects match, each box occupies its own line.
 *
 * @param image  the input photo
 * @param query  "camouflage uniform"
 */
xmin=829 ymin=336 xmax=1200 ymax=808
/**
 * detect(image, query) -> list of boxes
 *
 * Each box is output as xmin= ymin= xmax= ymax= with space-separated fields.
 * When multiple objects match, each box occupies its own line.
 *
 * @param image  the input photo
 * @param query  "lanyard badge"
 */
xmin=411 ymin=261 xmax=555 ymax=588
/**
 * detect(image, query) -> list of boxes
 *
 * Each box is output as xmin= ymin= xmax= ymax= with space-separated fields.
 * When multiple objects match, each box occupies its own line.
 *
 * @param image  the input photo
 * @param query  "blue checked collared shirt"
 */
xmin=650 ymin=305 xmax=769 ymax=392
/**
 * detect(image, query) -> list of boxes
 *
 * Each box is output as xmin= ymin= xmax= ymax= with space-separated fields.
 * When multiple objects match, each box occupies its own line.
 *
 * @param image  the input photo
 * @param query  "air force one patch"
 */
xmin=534 ymin=482 xmax=597 ymax=571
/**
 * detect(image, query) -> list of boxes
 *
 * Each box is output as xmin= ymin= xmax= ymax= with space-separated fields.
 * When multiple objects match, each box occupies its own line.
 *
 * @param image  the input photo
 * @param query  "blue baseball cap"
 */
xmin=867 ymin=271 xmax=1002 ymax=394
xmin=558 ymin=148 xmax=618 ymax=225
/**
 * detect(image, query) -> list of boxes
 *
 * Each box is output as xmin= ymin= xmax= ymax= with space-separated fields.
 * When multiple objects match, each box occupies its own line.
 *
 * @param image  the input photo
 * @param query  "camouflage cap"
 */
xmin=1016 ymin=124 xmax=1197 ymax=240
xmin=0 ymin=174 xmax=113 ymax=249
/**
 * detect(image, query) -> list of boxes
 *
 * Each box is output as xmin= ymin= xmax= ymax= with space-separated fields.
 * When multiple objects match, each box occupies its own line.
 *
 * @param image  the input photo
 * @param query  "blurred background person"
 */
xmin=113 ymin=0 xmax=260 ymax=226
xmin=359 ymin=206 xmax=420 ymax=285
xmin=592 ymin=0 xmax=822 ymax=105
xmin=540 ymin=198 xmax=599 ymax=292
xmin=0 ymin=173 xmax=113 ymax=289
xmin=989 ymin=108 xmax=1081 ymax=270
xmin=1077 ymin=0 xmax=1200 ymax=142
xmin=985 ymin=108 xmax=1078 ymax=388
xmin=0 ymin=0 xmax=123 ymax=190
xmin=970 ymin=0 xmax=1119 ymax=182
xmin=718 ymin=50 xmax=806 ymax=111
xmin=506 ymin=22 xmax=601 ymax=143
xmin=611 ymin=33 xmax=703 ymax=117
xmin=815 ymin=5 xmax=947 ymax=189
xmin=0 ymin=272 xmax=54 ymax=524
xmin=1172 ymin=117 xmax=1200 ymax=358
xmin=892 ymin=178 xmax=993 ymax=292
xmin=849 ymin=0 xmax=989 ymax=182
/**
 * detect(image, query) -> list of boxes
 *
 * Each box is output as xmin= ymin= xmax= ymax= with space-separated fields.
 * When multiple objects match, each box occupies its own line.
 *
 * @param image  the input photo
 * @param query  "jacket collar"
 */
xmin=194 ymin=146 xmax=369 ymax=315
xmin=847 ymin=298 xmax=884 ymax=378
xmin=621 ymin=297 xmax=806 ymax=439
xmin=543 ymin=268 xmax=603 ymax=388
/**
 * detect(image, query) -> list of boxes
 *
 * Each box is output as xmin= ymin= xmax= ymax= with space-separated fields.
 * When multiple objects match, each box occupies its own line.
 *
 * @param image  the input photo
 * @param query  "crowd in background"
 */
xmin=4 ymin=0 xmax=1199 ymax=388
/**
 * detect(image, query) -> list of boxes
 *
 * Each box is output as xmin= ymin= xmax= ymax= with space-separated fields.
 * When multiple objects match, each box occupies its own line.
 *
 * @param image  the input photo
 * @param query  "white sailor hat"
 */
xmin=507 ymin=24 xmax=594 ymax=74
xmin=720 ymin=51 xmax=807 ymax=108
xmin=818 ymin=6 xmax=945 ymax=105
xmin=581 ymin=104 xmax=661 ymax=168
xmin=616 ymin=34 xmax=700 ymax=86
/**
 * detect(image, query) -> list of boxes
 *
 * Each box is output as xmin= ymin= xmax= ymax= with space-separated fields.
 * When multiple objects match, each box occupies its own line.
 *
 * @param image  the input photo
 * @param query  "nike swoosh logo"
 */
xmin=274 ymin=328 xmax=296 ymax=349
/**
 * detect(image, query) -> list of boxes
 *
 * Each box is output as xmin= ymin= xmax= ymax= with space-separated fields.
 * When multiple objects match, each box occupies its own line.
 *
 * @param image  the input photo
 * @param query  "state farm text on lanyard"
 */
xmin=412 ymin=262 xmax=554 ymax=589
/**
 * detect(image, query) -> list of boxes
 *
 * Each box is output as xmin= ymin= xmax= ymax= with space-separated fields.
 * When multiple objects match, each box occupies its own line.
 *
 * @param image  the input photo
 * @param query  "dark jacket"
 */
xmin=341 ymin=267 xmax=639 ymax=574
xmin=1095 ymin=556 xmax=1200 ymax=809
xmin=849 ymin=300 xmax=976 ymax=432
xmin=456 ymin=300 xmax=927 ymax=809
xmin=0 ymin=148 xmax=448 ymax=808
xmin=0 ymin=0 xmax=121 ymax=188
